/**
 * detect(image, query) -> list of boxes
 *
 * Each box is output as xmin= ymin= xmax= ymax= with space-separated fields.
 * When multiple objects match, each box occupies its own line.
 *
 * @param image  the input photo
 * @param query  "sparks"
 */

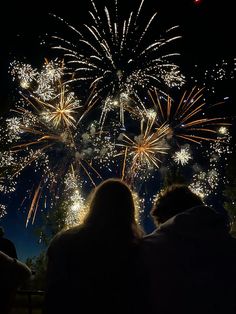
xmin=52 ymin=0 xmax=185 ymax=126
xmin=148 ymin=87 xmax=230 ymax=144
xmin=117 ymin=117 xmax=170 ymax=179
xmin=172 ymin=146 xmax=192 ymax=165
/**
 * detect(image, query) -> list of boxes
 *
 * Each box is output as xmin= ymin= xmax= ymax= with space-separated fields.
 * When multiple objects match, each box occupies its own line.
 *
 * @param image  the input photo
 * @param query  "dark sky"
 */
xmin=0 ymin=0 xmax=235 ymax=261
xmin=1 ymin=0 xmax=236 ymax=111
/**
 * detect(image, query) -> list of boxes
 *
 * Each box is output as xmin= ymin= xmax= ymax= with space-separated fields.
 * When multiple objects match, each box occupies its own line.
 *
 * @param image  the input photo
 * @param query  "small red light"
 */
xmin=194 ymin=0 xmax=202 ymax=4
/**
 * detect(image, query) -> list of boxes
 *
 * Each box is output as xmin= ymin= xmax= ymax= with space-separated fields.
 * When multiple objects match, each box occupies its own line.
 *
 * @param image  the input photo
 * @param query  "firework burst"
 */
xmin=1 ymin=60 xmax=102 ymax=225
xmin=52 ymin=0 xmax=185 ymax=126
xmin=148 ymin=86 xmax=230 ymax=144
xmin=172 ymin=146 xmax=192 ymax=165
xmin=117 ymin=116 xmax=170 ymax=180
xmin=1 ymin=3 xmax=233 ymax=230
xmin=63 ymin=171 xmax=87 ymax=228
xmin=189 ymin=127 xmax=232 ymax=200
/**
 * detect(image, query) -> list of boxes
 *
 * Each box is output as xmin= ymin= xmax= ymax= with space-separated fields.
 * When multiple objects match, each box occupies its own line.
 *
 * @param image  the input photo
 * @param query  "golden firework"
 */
xmin=118 ymin=116 xmax=170 ymax=178
xmin=148 ymin=87 xmax=230 ymax=144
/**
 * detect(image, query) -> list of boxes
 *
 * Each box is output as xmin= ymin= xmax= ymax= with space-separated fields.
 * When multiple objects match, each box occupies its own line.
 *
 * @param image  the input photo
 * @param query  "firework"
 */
xmin=189 ymin=128 xmax=232 ymax=200
xmin=1 ymin=3 xmax=233 ymax=230
xmin=117 ymin=116 xmax=170 ymax=180
xmin=172 ymin=146 xmax=192 ymax=165
xmin=190 ymin=57 xmax=236 ymax=94
xmin=0 ymin=204 xmax=7 ymax=219
xmin=52 ymin=0 xmax=185 ymax=126
xmin=83 ymin=121 xmax=119 ymax=171
xmin=189 ymin=169 xmax=219 ymax=199
xmin=218 ymin=126 xmax=228 ymax=136
xmin=1 ymin=60 xmax=102 ymax=225
xmin=148 ymin=86 xmax=230 ymax=144
xmin=63 ymin=172 xmax=87 ymax=228
xmin=1 ymin=62 xmax=231 ymax=225
xmin=11 ymin=59 xmax=81 ymax=129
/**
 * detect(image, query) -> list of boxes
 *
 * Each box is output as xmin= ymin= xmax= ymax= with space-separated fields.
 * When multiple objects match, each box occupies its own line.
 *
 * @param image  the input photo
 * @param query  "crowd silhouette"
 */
xmin=1 ymin=179 xmax=236 ymax=314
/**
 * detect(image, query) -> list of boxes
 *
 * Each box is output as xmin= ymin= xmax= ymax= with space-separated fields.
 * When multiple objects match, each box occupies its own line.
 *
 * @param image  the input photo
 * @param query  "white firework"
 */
xmin=52 ymin=0 xmax=185 ymax=126
xmin=172 ymin=147 xmax=192 ymax=165
xmin=65 ymin=189 xmax=86 ymax=228
xmin=0 ymin=204 xmax=7 ymax=219
xmin=10 ymin=61 xmax=38 ymax=88
xmin=218 ymin=126 xmax=228 ymax=135
xmin=64 ymin=172 xmax=87 ymax=228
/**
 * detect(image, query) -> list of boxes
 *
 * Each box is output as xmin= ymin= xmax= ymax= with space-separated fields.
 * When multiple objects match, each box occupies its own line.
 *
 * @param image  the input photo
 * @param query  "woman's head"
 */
xmin=85 ymin=178 xmax=142 ymax=238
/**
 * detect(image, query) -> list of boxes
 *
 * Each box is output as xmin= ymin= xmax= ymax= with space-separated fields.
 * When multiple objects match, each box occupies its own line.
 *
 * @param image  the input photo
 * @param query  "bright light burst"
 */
xmin=0 ymin=204 xmax=7 ymax=219
xmin=52 ymin=0 xmax=185 ymax=126
xmin=64 ymin=172 xmax=87 ymax=228
xmin=117 ymin=116 xmax=170 ymax=180
xmin=1 ymin=74 xmax=231 ymax=224
xmin=218 ymin=126 xmax=228 ymax=135
xmin=189 ymin=170 xmax=218 ymax=199
xmin=0 ymin=2 xmax=233 ymax=228
xmin=1 ymin=59 xmax=102 ymax=225
xmin=172 ymin=146 xmax=192 ymax=165
xmin=191 ymin=57 xmax=236 ymax=94
xmin=0 ymin=175 xmax=7 ymax=219
xmin=148 ymin=86 xmax=230 ymax=144
xmin=40 ymin=85 xmax=81 ymax=129
xmin=11 ymin=59 xmax=81 ymax=129
xmin=189 ymin=128 xmax=232 ymax=200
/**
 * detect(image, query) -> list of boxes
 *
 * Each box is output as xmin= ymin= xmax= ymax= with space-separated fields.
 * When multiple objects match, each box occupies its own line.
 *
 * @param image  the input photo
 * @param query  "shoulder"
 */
xmin=0 ymin=237 xmax=14 ymax=246
xmin=140 ymin=230 xmax=172 ymax=258
xmin=14 ymin=259 xmax=32 ymax=280
xmin=142 ymin=230 xmax=168 ymax=245
xmin=0 ymin=251 xmax=31 ymax=279
xmin=47 ymin=225 xmax=85 ymax=257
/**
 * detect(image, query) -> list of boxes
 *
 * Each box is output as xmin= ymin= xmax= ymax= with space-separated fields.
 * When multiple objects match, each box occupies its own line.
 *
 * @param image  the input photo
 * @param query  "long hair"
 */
xmin=84 ymin=178 xmax=143 ymax=240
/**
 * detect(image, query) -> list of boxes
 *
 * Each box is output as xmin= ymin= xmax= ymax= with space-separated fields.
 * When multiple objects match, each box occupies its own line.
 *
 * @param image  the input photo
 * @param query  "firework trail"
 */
xmin=147 ymin=86 xmax=231 ymax=144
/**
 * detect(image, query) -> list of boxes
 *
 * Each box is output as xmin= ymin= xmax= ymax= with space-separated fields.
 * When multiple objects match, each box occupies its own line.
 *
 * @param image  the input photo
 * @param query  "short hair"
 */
xmin=151 ymin=184 xmax=204 ymax=225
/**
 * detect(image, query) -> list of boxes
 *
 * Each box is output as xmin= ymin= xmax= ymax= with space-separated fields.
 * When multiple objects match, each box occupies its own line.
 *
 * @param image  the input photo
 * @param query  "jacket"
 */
xmin=44 ymin=224 xmax=142 ymax=314
xmin=142 ymin=206 xmax=236 ymax=314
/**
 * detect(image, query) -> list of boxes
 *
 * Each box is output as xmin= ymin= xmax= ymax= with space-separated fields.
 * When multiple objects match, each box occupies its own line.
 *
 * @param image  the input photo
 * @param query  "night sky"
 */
xmin=0 ymin=0 xmax=235 ymax=261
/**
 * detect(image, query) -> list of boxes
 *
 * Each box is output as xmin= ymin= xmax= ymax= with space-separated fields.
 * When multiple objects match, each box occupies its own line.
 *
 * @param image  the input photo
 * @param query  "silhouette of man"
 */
xmin=0 ymin=227 xmax=17 ymax=259
xmin=142 ymin=184 xmax=236 ymax=314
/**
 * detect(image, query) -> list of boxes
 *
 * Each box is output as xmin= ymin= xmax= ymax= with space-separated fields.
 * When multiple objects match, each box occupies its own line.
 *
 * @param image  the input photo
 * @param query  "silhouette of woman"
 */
xmin=44 ymin=178 xmax=143 ymax=314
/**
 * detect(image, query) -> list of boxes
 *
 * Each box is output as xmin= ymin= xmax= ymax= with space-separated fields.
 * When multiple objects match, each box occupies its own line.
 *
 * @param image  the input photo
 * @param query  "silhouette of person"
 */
xmin=44 ymin=178 xmax=143 ymax=314
xmin=0 ymin=227 xmax=17 ymax=259
xmin=142 ymin=184 xmax=236 ymax=314
xmin=0 ymin=250 xmax=31 ymax=314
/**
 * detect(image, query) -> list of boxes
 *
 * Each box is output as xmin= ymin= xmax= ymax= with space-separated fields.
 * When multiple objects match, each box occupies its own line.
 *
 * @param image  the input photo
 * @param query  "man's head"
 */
xmin=151 ymin=184 xmax=204 ymax=225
